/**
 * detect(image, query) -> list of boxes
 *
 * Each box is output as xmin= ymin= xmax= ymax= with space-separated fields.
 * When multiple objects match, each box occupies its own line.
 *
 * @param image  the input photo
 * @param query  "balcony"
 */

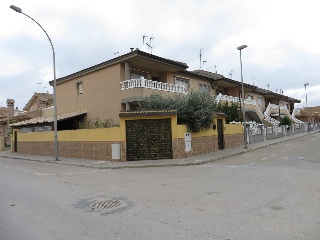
xmin=266 ymin=103 xmax=289 ymax=117
xmin=215 ymin=93 xmax=280 ymax=126
xmin=120 ymin=78 xmax=188 ymax=95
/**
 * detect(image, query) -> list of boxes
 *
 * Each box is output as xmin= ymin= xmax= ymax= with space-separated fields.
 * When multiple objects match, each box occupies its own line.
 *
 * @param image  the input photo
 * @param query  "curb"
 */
xmin=0 ymin=131 xmax=318 ymax=169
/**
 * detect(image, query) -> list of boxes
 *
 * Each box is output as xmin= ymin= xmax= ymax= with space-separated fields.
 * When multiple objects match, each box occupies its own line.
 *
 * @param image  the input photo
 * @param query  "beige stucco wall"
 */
xmin=42 ymin=107 xmax=54 ymax=117
xmin=56 ymin=64 xmax=122 ymax=123
xmin=227 ymin=87 xmax=240 ymax=98
xmin=245 ymin=92 xmax=266 ymax=112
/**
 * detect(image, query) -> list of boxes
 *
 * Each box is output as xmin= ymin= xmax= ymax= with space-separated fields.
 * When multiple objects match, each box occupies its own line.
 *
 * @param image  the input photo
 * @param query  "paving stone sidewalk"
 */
xmin=0 ymin=131 xmax=318 ymax=169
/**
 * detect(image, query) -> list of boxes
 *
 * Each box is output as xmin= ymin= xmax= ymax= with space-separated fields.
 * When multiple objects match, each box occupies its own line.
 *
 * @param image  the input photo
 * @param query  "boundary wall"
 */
xmin=12 ymin=114 xmax=244 ymax=161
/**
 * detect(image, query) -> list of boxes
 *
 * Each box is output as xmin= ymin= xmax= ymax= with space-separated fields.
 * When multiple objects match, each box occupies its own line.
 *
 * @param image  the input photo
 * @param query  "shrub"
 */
xmin=279 ymin=115 xmax=292 ymax=126
xmin=138 ymin=90 xmax=216 ymax=133
xmin=215 ymin=101 xmax=242 ymax=123
xmin=77 ymin=118 xmax=116 ymax=129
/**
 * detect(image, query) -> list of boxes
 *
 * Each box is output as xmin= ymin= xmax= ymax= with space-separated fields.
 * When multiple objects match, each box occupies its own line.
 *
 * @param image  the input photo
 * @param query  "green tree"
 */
xmin=279 ymin=115 xmax=292 ymax=126
xmin=138 ymin=90 xmax=216 ymax=133
xmin=215 ymin=102 xmax=242 ymax=123
xmin=77 ymin=118 xmax=116 ymax=129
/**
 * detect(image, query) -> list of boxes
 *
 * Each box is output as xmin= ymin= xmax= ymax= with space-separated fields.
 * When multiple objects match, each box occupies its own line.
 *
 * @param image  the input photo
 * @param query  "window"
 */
xmin=76 ymin=82 xmax=83 ymax=95
xmin=131 ymin=72 xmax=145 ymax=79
xmin=247 ymin=95 xmax=253 ymax=100
xmin=175 ymin=77 xmax=189 ymax=91
xmin=257 ymin=97 xmax=262 ymax=106
xmin=199 ymin=84 xmax=210 ymax=93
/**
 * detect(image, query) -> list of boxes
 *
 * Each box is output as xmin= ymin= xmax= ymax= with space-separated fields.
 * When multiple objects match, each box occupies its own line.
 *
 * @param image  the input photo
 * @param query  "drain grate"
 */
xmin=91 ymin=200 xmax=121 ymax=211
xmin=75 ymin=196 xmax=133 ymax=215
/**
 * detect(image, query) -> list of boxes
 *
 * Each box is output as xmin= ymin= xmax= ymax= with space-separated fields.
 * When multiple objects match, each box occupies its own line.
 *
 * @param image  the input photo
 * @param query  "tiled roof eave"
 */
xmin=50 ymin=50 xmax=188 ymax=85
xmin=119 ymin=110 xmax=177 ymax=118
xmin=10 ymin=110 xmax=87 ymax=127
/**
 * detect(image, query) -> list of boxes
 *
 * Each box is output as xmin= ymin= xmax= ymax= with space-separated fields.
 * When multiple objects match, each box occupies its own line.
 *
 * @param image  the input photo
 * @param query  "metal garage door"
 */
xmin=126 ymin=119 xmax=173 ymax=161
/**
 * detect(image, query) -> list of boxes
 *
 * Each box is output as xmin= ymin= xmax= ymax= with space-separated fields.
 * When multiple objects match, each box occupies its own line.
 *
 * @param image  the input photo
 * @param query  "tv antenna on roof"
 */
xmin=203 ymin=61 xmax=207 ymax=70
xmin=146 ymin=35 xmax=155 ymax=54
xmin=266 ymin=84 xmax=270 ymax=90
xmin=142 ymin=35 xmax=148 ymax=51
xmin=36 ymin=82 xmax=47 ymax=93
xmin=251 ymin=77 xmax=258 ymax=86
xmin=229 ymin=70 xmax=234 ymax=79
xmin=199 ymin=48 xmax=203 ymax=69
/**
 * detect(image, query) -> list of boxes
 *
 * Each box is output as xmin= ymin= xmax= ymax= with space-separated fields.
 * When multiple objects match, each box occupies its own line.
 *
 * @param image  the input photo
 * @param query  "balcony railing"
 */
xmin=215 ymin=93 xmax=281 ymax=126
xmin=120 ymin=78 xmax=188 ymax=95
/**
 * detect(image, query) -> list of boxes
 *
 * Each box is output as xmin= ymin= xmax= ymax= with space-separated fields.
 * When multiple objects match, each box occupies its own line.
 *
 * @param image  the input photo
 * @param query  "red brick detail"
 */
xmin=17 ymin=133 xmax=243 ymax=161
xmin=173 ymin=136 xmax=219 ymax=159
xmin=17 ymin=141 xmax=126 ymax=161
xmin=224 ymin=133 xmax=244 ymax=149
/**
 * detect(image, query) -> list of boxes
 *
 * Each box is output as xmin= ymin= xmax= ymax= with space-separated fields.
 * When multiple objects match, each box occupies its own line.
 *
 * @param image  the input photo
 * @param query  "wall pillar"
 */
xmin=0 ymin=132 xmax=4 ymax=151
xmin=126 ymin=103 xmax=131 ymax=111
xmin=125 ymin=62 xmax=130 ymax=80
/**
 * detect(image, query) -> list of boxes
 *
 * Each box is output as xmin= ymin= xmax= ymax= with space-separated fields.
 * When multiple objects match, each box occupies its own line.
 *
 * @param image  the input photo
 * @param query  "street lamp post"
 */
xmin=304 ymin=83 xmax=309 ymax=107
xmin=10 ymin=5 xmax=59 ymax=161
xmin=237 ymin=45 xmax=248 ymax=149
xmin=304 ymin=83 xmax=310 ymax=132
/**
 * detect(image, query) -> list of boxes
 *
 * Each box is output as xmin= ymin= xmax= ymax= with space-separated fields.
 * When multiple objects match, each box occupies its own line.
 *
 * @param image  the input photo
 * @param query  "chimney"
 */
xmin=6 ymin=99 xmax=15 ymax=120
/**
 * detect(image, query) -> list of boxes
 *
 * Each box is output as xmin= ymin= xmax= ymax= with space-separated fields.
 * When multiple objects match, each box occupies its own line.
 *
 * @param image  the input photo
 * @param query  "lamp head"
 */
xmin=10 ymin=5 xmax=22 ymax=13
xmin=237 ymin=45 xmax=247 ymax=50
xmin=304 ymin=83 xmax=309 ymax=86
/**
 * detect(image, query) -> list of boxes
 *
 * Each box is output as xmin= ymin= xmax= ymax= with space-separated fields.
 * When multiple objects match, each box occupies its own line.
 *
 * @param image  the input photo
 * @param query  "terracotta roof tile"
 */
xmin=10 ymin=110 xmax=87 ymax=127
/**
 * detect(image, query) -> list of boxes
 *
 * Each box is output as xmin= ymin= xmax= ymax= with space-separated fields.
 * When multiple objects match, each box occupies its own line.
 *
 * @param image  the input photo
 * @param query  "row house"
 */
xmin=11 ymin=49 xmax=301 ymax=131
xmin=23 ymin=93 xmax=53 ymax=117
xmin=0 ymin=99 xmax=22 ymax=149
xmin=199 ymin=70 xmax=301 ymax=126
xmin=293 ymin=106 xmax=320 ymax=124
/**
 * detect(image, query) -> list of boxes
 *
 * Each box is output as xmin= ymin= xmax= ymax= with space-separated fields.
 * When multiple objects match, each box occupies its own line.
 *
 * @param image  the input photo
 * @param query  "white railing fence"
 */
xmin=263 ymin=103 xmax=281 ymax=126
xmin=215 ymin=94 xmax=281 ymax=126
xmin=120 ymin=77 xmax=188 ymax=95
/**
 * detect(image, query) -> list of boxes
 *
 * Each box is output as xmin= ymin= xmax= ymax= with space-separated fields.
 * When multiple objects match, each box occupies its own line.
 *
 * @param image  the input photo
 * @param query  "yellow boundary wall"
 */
xmin=17 ymin=127 xmax=123 ymax=142
xmin=13 ymin=114 xmax=244 ymax=160
xmin=16 ymin=115 xmax=243 ymax=142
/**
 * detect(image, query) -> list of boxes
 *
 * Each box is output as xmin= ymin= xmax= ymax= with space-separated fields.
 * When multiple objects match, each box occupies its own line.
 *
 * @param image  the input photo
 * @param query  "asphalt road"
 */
xmin=0 ymin=132 xmax=320 ymax=240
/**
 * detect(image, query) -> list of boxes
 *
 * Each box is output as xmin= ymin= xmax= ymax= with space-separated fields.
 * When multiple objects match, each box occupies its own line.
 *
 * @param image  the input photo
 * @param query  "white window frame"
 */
xmin=199 ymin=84 xmax=210 ymax=93
xmin=247 ymin=95 xmax=253 ymax=100
xmin=174 ymin=77 xmax=189 ymax=91
xmin=76 ymin=81 xmax=83 ymax=95
xmin=257 ymin=97 xmax=263 ymax=106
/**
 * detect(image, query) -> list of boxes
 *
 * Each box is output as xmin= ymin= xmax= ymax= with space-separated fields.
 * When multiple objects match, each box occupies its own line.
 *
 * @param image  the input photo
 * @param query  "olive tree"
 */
xmin=138 ymin=90 xmax=216 ymax=133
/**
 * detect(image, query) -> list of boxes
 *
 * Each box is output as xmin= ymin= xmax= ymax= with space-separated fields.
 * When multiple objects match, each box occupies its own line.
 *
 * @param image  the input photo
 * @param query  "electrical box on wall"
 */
xmin=111 ymin=143 xmax=121 ymax=160
xmin=184 ymin=133 xmax=192 ymax=152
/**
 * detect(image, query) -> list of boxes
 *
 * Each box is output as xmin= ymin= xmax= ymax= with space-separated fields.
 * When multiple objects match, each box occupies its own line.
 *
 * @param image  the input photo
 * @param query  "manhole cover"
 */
xmin=74 ymin=196 xmax=133 ymax=215
xmin=91 ymin=200 xmax=121 ymax=211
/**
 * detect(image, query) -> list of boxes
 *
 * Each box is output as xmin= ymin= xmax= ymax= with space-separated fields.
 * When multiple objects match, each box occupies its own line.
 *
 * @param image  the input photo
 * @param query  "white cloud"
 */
xmin=1 ymin=0 xmax=320 ymax=109
xmin=0 ymin=55 xmax=29 ymax=76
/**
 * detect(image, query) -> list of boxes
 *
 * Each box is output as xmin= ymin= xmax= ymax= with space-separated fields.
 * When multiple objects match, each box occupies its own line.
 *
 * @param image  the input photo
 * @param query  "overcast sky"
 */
xmin=1 ymin=0 xmax=319 ymax=110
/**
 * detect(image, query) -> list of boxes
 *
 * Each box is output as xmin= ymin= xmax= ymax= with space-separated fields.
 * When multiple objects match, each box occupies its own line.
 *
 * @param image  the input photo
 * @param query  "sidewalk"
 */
xmin=0 ymin=131 xmax=318 ymax=169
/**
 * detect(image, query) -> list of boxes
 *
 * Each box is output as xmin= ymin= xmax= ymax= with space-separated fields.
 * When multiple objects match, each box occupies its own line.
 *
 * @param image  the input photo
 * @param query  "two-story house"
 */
xmin=186 ymin=70 xmax=300 ymax=126
xmin=44 ymin=49 xmax=218 ymax=127
xmin=11 ymin=49 xmax=301 ymax=131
